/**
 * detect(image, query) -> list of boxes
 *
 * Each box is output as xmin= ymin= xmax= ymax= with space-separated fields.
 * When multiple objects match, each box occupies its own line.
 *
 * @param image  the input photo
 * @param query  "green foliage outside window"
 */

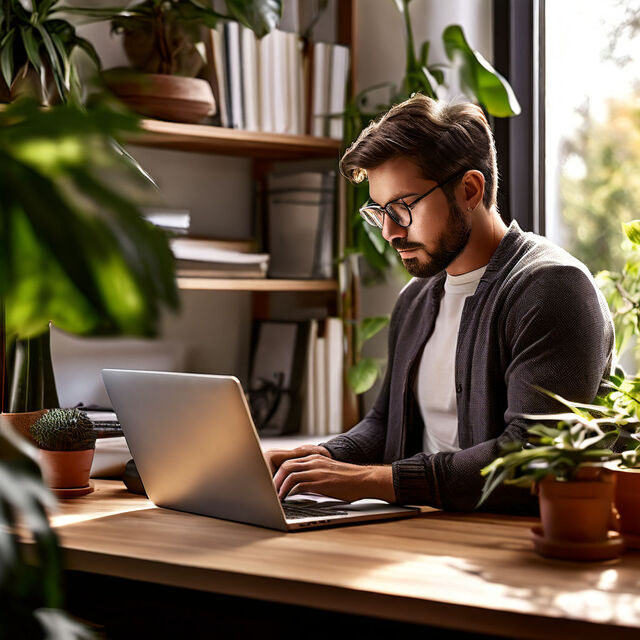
xmin=559 ymin=95 xmax=640 ymax=276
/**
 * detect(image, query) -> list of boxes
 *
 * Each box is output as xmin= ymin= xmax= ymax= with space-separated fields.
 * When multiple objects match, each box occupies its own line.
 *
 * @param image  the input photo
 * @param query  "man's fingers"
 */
xmin=264 ymin=446 xmax=325 ymax=476
xmin=273 ymin=456 xmax=319 ymax=491
xmin=278 ymin=470 xmax=322 ymax=499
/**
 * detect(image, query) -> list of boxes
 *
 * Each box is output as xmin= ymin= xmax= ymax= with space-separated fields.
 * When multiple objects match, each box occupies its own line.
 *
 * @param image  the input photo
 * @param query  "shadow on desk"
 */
xmin=64 ymin=571 xmax=496 ymax=640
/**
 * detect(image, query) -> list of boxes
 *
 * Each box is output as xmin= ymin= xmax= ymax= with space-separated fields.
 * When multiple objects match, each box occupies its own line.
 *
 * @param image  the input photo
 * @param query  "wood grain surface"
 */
xmin=38 ymin=480 xmax=640 ymax=639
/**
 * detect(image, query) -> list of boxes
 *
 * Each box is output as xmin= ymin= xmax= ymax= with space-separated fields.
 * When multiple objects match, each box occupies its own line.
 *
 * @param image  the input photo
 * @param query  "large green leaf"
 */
xmin=443 ymin=24 xmax=521 ymax=117
xmin=623 ymin=219 xmax=640 ymax=245
xmin=347 ymin=357 xmax=380 ymax=395
xmin=0 ymin=98 xmax=179 ymax=340
xmin=224 ymin=0 xmax=282 ymax=38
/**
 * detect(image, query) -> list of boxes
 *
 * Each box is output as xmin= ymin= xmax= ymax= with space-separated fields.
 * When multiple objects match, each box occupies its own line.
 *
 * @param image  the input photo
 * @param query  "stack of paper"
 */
xmin=170 ymin=237 xmax=269 ymax=278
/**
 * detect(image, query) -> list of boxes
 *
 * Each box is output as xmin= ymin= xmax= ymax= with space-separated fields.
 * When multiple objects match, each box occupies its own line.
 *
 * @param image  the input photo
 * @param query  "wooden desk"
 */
xmin=43 ymin=480 xmax=640 ymax=639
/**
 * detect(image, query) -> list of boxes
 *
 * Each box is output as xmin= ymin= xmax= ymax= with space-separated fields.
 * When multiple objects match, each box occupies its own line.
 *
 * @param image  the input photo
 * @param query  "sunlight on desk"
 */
xmin=51 ymin=503 xmax=156 ymax=528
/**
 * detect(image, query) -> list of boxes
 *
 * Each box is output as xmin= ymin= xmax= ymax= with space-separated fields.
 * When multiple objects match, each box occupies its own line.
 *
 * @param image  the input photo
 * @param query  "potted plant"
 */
xmin=478 ymin=384 xmax=628 ymax=560
xmin=67 ymin=0 xmax=282 ymax=123
xmin=1 ymin=96 xmax=179 ymax=428
xmin=0 ymin=0 xmax=101 ymax=104
xmin=30 ymin=408 xmax=96 ymax=493
xmin=593 ymin=370 xmax=640 ymax=548
xmin=0 ymin=93 xmax=179 ymax=633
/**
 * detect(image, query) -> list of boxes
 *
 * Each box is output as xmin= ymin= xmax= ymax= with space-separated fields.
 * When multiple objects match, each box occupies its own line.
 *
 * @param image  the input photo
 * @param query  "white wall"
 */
xmin=354 ymin=0 xmax=493 ymax=411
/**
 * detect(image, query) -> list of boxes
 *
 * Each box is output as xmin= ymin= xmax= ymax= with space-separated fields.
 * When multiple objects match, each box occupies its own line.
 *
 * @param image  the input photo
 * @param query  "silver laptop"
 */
xmin=102 ymin=369 xmax=419 ymax=531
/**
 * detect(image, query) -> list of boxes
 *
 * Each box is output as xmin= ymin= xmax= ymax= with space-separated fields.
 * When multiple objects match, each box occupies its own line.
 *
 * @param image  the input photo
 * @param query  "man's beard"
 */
xmin=392 ymin=202 xmax=472 ymax=278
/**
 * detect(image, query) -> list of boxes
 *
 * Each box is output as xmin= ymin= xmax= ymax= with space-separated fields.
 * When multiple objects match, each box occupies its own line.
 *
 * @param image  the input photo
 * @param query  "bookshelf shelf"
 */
xmin=176 ymin=277 xmax=338 ymax=292
xmin=130 ymin=120 xmax=342 ymax=160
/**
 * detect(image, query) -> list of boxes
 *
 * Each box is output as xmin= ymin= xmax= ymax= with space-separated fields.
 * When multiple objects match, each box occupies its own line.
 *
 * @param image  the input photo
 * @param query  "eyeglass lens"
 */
xmin=361 ymin=201 xmax=411 ymax=228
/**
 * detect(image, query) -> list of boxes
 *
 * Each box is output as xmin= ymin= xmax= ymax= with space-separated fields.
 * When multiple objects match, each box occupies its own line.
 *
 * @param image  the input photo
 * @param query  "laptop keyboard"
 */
xmin=282 ymin=502 xmax=350 ymax=520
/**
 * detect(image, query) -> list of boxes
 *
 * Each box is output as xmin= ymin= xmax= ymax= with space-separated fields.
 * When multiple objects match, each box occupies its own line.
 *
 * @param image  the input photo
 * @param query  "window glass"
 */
xmin=545 ymin=1 xmax=640 ymax=370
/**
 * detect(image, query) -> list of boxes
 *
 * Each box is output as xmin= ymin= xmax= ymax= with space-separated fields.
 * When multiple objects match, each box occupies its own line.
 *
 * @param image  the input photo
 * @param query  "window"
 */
xmin=545 ymin=1 xmax=640 ymax=277
xmin=545 ymin=1 xmax=640 ymax=371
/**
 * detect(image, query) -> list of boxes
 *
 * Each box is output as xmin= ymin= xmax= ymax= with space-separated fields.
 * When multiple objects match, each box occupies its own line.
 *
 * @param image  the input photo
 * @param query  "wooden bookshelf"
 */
xmin=176 ymin=277 xmax=338 ymax=292
xmin=130 ymin=119 xmax=342 ymax=160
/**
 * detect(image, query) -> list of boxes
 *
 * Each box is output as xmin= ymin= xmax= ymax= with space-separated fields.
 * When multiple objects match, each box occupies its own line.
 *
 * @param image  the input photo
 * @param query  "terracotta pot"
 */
xmin=538 ymin=472 xmax=616 ymax=543
xmin=610 ymin=465 xmax=640 ymax=536
xmin=2 ymin=410 xmax=48 ymax=443
xmin=39 ymin=449 xmax=95 ymax=489
xmin=103 ymin=69 xmax=216 ymax=124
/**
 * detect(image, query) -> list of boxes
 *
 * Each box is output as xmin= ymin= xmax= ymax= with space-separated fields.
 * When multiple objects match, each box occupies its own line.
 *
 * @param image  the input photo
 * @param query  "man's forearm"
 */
xmin=366 ymin=465 xmax=396 ymax=502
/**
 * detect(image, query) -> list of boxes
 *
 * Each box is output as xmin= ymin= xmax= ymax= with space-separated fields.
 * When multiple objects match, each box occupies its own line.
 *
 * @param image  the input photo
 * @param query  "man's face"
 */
xmin=367 ymin=157 xmax=472 ymax=278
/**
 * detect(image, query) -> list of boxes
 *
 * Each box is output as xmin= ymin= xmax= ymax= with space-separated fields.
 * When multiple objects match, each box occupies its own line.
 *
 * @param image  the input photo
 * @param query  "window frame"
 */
xmin=492 ymin=0 xmax=545 ymax=235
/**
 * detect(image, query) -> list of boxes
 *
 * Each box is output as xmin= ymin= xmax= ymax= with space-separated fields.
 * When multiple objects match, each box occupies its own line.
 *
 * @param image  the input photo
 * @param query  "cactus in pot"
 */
xmin=30 ymin=409 xmax=97 ymax=491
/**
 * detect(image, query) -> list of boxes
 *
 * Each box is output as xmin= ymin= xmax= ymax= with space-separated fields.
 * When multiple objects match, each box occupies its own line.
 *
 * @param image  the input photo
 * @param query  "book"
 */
xmin=272 ymin=29 xmax=288 ymax=134
xmin=241 ymin=26 xmax=260 ymax=132
xmin=259 ymin=30 xmax=275 ymax=132
xmin=169 ymin=237 xmax=267 ymax=265
xmin=225 ymin=21 xmax=244 ymax=129
xmin=314 ymin=334 xmax=327 ymax=435
xmin=286 ymin=31 xmax=302 ymax=135
xmin=176 ymin=267 xmax=267 ymax=279
xmin=300 ymin=318 xmax=318 ymax=435
xmin=211 ymin=26 xmax=230 ymax=127
xmin=328 ymin=44 xmax=350 ymax=139
xmin=311 ymin=42 xmax=331 ymax=137
xmin=324 ymin=317 xmax=343 ymax=434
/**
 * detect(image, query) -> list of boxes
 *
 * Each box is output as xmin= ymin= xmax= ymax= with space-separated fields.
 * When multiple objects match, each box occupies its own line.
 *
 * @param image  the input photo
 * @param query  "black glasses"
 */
xmin=359 ymin=170 xmax=466 ymax=229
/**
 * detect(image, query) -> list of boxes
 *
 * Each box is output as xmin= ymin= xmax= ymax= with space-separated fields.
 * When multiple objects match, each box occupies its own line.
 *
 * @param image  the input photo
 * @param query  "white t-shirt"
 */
xmin=414 ymin=264 xmax=488 ymax=454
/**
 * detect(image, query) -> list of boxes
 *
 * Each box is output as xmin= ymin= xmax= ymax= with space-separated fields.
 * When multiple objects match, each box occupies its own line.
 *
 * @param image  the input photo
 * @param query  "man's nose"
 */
xmin=382 ymin=213 xmax=408 ymax=243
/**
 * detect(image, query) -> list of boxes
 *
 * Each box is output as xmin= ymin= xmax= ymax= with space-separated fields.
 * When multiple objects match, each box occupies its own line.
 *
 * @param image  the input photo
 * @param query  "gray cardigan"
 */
xmin=322 ymin=220 xmax=615 ymax=512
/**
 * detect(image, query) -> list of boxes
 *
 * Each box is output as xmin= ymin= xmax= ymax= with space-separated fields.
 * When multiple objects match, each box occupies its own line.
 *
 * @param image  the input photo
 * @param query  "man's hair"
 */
xmin=340 ymin=94 xmax=498 ymax=209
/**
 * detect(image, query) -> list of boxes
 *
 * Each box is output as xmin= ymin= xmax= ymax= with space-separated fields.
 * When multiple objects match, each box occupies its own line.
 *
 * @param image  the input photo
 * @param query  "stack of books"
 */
xmin=210 ymin=24 xmax=350 ymax=139
xmin=170 ymin=237 xmax=269 ymax=279
xmin=144 ymin=207 xmax=268 ymax=278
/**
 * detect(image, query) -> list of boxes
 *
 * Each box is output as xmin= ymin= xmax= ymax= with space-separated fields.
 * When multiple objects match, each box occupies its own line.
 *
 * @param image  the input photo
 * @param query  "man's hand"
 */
xmin=264 ymin=444 xmax=332 ymax=475
xmin=273 ymin=454 xmax=396 ymax=503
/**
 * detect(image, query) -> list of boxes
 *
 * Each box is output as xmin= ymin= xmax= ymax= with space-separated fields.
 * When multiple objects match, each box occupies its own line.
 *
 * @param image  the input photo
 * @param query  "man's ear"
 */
xmin=462 ymin=170 xmax=485 ymax=211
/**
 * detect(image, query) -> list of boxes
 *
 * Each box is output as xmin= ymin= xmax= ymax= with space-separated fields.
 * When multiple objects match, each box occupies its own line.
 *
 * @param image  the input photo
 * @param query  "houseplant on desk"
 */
xmin=66 ymin=0 xmax=282 ymax=123
xmin=30 ymin=408 xmax=97 ymax=495
xmin=478 ymin=383 xmax=629 ymax=560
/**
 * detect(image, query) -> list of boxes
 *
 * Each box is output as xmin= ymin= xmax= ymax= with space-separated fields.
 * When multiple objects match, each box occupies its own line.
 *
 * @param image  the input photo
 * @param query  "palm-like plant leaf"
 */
xmin=0 ymin=98 xmax=178 ymax=340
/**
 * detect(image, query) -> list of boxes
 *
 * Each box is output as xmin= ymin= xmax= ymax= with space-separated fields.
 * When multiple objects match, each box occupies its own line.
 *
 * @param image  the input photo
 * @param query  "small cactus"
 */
xmin=30 ymin=409 xmax=96 ymax=451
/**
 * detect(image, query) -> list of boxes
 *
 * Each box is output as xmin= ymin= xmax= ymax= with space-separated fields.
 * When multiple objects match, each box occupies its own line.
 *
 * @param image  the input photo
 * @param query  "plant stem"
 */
xmin=154 ymin=6 xmax=172 ymax=75
xmin=401 ymin=0 xmax=418 ymax=71
xmin=0 ymin=299 xmax=5 ymax=413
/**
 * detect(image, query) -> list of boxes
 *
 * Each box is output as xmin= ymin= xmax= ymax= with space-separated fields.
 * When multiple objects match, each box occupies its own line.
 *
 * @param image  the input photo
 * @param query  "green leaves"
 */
xmin=443 ymin=25 xmax=521 ymax=118
xmin=347 ymin=357 xmax=382 ymax=395
xmin=358 ymin=315 xmax=390 ymax=345
xmin=479 ymin=377 xmax=640 ymax=508
xmin=346 ymin=315 xmax=390 ymax=394
xmin=623 ymin=219 xmax=640 ymax=245
xmin=0 ymin=98 xmax=179 ymax=341
xmin=0 ymin=0 xmax=101 ymax=103
xmin=225 ymin=0 xmax=282 ymax=38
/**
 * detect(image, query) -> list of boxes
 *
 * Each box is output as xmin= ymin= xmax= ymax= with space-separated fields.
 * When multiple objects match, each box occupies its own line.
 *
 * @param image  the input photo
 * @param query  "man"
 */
xmin=266 ymin=95 xmax=615 ymax=512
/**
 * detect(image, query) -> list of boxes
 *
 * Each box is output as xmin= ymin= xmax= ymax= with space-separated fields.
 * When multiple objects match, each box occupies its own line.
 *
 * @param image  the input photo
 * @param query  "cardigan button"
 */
xmin=456 ymin=384 xmax=462 ymax=393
